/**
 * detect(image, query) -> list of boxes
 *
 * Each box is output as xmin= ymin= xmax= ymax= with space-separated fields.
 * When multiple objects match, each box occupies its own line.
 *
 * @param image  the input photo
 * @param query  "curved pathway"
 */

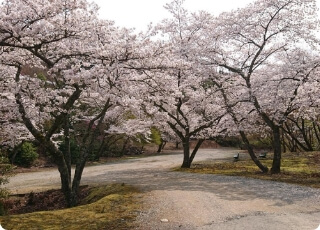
xmin=6 ymin=148 xmax=320 ymax=230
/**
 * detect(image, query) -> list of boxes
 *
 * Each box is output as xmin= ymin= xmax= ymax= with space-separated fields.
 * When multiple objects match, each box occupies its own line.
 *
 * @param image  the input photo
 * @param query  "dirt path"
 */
xmin=6 ymin=148 xmax=320 ymax=229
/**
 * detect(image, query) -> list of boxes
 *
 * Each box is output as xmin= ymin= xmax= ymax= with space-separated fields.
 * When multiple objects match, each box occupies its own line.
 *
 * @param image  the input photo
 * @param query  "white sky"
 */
xmin=91 ymin=0 xmax=320 ymax=31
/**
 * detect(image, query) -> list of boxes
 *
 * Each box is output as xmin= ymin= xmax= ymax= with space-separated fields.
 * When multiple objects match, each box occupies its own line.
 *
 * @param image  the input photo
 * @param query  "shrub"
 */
xmin=214 ymin=136 xmax=242 ymax=148
xmin=150 ymin=127 xmax=162 ymax=145
xmin=58 ymin=139 xmax=80 ymax=164
xmin=0 ymin=150 xmax=15 ymax=215
xmin=13 ymin=142 xmax=39 ymax=167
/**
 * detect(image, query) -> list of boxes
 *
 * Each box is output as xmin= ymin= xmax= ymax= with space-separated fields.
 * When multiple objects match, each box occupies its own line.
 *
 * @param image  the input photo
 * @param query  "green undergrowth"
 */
xmin=0 ymin=184 xmax=142 ymax=230
xmin=177 ymin=152 xmax=320 ymax=188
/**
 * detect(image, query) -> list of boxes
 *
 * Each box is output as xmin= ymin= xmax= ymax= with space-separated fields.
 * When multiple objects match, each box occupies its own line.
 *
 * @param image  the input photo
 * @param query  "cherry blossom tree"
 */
xmin=281 ymin=57 xmax=320 ymax=152
xmin=0 ymin=0 xmax=145 ymax=206
xmin=206 ymin=71 xmax=270 ymax=173
xmin=198 ymin=0 xmax=320 ymax=173
xmin=127 ymin=0 xmax=227 ymax=168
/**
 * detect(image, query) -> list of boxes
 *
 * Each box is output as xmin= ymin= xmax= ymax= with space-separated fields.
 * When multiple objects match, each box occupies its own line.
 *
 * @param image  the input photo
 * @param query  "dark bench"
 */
xmin=233 ymin=153 xmax=240 ymax=161
xmin=259 ymin=152 xmax=267 ymax=158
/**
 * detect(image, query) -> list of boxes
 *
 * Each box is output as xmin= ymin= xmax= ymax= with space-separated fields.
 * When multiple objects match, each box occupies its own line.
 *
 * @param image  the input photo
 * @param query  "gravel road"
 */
xmin=5 ymin=148 xmax=320 ymax=230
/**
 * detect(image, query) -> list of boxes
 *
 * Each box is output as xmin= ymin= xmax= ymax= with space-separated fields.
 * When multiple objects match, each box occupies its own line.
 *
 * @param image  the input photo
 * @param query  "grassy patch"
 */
xmin=177 ymin=152 xmax=320 ymax=188
xmin=0 ymin=184 xmax=141 ymax=230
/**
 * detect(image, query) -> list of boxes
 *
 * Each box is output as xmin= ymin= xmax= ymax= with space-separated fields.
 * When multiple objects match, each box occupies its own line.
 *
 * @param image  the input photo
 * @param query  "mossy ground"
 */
xmin=0 ymin=184 xmax=142 ymax=230
xmin=178 ymin=151 xmax=320 ymax=188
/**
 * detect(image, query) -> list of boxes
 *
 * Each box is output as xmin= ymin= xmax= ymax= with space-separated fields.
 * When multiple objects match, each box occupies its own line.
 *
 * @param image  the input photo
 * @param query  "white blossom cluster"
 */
xmin=0 ymin=0 xmax=319 ymax=153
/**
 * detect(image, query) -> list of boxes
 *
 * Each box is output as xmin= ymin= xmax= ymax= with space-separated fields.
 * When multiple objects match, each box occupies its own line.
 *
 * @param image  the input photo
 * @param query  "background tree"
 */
xmin=198 ymin=0 xmax=319 ymax=173
xmin=128 ymin=0 xmax=226 ymax=168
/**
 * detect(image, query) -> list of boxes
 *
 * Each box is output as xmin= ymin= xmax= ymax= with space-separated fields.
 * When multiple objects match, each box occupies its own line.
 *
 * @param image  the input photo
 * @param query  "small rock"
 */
xmin=161 ymin=219 xmax=169 ymax=222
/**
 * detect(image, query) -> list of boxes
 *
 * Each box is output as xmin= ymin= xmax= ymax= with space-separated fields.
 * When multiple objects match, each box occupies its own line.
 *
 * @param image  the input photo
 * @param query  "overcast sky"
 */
xmin=91 ymin=0 xmax=320 ymax=31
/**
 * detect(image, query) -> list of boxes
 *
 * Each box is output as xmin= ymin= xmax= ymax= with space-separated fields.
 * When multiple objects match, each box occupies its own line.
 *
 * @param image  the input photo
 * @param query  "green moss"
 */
xmin=0 ymin=184 xmax=141 ymax=230
xmin=80 ymin=183 xmax=138 ymax=204
xmin=177 ymin=153 xmax=320 ymax=188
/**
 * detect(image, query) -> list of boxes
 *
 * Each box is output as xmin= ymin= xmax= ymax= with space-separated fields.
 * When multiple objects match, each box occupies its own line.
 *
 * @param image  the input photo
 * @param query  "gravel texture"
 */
xmin=6 ymin=148 xmax=320 ymax=229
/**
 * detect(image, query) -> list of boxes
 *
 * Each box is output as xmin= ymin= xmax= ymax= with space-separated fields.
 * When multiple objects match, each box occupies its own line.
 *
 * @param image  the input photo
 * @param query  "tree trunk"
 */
xmin=71 ymin=148 xmax=88 ymax=207
xmin=301 ymin=119 xmax=314 ymax=151
xmin=189 ymin=139 xmax=204 ymax=165
xmin=63 ymin=117 xmax=72 ymax=183
xmin=271 ymin=126 xmax=281 ymax=174
xmin=162 ymin=141 xmax=167 ymax=150
xmin=283 ymin=120 xmax=312 ymax=151
xmin=157 ymin=140 xmax=166 ymax=153
xmin=313 ymin=121 xmax=320 ymax=150
xmin=282 ymin=130 xmax=286 ymax=153
xmin=181 ymin=138 xmax=191 ymax=168
xmin=239 ymin=131 xmax=268 ymax=173
xmin=58 ymin=164 xmax=74 ymax=207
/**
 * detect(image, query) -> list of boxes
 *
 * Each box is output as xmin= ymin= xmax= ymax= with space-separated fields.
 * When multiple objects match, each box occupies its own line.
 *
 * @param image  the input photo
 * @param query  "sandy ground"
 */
xmin=5 ymin=148 xmax=320 ymax=230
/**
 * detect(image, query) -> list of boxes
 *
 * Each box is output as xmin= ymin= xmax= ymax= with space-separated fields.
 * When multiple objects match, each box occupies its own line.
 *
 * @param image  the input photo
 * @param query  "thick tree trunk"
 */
xmin=36 ymin=140 xmax=74 ymax=206
xmin=41 ymin=141 xmax=74 ymax=207
xmin=58 ymin=164 xmax=74 ymax=207
xmin=239 ymin=131 xmax=268 ymax=173
xmin=71 ymin=150 xmax=87 ymax=206
xmin=181 ymin=138 xmax=191 ymax=168
xmin=271 ymin=126 xmax=281 ymax=174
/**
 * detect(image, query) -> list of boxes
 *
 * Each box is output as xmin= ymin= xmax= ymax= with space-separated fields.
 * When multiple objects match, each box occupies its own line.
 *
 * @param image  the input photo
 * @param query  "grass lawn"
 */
xmin=178 ymin=151 xmax=320 ymax=188
xmin=0 ymin=184 xmax=142 ymax=230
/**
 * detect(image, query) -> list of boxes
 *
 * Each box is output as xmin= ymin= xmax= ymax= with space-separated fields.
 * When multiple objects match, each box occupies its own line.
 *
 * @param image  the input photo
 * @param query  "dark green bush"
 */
xmin=13 ymin=142 xmax=39 ymax=167
xmin=214 ymin=136 xmax=242 ymax=148
xmin=59 ymin=139 xmax=80 ymax=164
